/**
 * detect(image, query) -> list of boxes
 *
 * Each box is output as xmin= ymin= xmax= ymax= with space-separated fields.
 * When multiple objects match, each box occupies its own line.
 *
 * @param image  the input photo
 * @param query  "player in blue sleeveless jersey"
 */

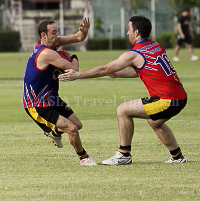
xmin=23 ymin=18 xmax=96 ymax=166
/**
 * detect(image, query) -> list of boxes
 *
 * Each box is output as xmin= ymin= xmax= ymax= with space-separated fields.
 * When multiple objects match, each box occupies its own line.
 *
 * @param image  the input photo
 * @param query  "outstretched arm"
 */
xmin=59 ymin=18 xmax=90 ymax=46
xmin=108 ymin=68 xmax=139 ymax=78
xmin=58 ymin=51 xmax=144 ymax=81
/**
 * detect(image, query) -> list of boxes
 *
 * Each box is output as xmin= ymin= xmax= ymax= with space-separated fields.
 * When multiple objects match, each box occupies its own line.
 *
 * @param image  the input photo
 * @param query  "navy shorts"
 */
xmin=25 ymin=98 xmax=74 ymax=133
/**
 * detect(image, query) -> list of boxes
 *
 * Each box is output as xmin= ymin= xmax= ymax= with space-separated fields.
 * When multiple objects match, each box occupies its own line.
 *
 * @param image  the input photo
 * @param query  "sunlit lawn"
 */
xmin=0 ymin=49 xmax=200 ymax=200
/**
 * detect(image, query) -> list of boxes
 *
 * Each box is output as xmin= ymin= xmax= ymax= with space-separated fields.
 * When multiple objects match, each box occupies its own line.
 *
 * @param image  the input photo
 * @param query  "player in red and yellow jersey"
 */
xmin=59 ymin=16 xmax=188 ymax=165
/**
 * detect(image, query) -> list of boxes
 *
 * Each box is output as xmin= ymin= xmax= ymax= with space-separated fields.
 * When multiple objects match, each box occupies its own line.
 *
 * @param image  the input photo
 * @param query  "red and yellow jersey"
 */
xmin=132 ymin=39 xmax=187 ymax=100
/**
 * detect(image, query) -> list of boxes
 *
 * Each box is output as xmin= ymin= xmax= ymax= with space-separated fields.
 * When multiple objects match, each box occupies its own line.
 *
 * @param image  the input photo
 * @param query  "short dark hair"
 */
xmin=183 ymin=7 xmax=190 ymax=12
xmin=129 ymin=16 xmax=152 ymax=39
xmin=38 ymin=20 xmax=55 ymax=38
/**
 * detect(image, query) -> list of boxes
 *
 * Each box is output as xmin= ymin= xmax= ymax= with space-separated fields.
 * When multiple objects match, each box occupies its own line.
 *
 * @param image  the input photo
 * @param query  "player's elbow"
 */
xmin=103 ymin=65 xmax=113 ymax=76
xmin=74 ymin=66 xmax=79 ymax=71
xmin=70 ymin=63 xmax=79 ymax=71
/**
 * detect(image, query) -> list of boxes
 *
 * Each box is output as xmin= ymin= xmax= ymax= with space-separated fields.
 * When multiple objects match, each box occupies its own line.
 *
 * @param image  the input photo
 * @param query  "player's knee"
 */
xmin=76 ymin=122 xmax=83 ymax=130
xmin=147 ymin=119 xmax=162 ymax=130
xmin=117 ymin=104 xmax=125 ymax=117
xmin=69 ymin=124 xmax=79 ymax=135
xmin=61 ymin=120 xmax=79 ymax=135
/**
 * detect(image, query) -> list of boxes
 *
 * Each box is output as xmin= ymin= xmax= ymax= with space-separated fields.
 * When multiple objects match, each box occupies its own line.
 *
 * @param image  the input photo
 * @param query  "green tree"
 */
xmin=94 ymin=17 xmax=105 ymax=33
xmin=131 ymin=0 xmax=148 ymax=12
xmin=170 ymin=0 xmax=200 ymax=12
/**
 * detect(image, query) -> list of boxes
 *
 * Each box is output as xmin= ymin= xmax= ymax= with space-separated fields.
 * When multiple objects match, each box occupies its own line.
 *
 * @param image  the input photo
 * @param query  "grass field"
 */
xmin=0 ymin=48 xmax=200 ymax=201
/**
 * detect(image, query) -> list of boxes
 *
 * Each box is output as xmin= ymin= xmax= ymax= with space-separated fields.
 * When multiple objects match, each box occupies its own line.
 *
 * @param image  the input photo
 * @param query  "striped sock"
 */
xmin=119 ymin=145 xmax=131 ymax=157
xmin=77 ymin=148 xmax=89 ymax=160
xmin=54 ymin=127 xmax=64 ymax=135
xmin=170 ymin=147 xmax=183 ymax=160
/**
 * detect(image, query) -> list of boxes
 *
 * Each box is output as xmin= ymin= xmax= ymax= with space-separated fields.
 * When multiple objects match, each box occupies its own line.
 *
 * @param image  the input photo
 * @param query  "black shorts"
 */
xmin=177 ymin=34 xmax=192 ymax=45
xmin=142 ymin=97 xmax=187 ymax=121
xmin=25 ymin=98 xmax=74 ymax=133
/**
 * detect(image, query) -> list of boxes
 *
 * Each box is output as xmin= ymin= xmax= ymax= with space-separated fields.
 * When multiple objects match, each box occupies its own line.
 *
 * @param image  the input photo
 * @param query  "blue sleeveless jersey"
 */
xmin=23 ymin=41 xmax=60 ymax=108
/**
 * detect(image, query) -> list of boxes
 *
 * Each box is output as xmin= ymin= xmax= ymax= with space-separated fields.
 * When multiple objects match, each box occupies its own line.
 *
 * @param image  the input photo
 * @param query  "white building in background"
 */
xmin=0 ymin=0 xmax=93 ymax=51
xmin=2 ymin=0 xmax=199 ymax=52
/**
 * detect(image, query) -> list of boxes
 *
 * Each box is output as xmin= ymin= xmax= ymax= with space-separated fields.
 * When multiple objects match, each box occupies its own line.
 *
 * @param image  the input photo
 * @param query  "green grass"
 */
xmin=0 ymin=49 xmax=200 ymax=201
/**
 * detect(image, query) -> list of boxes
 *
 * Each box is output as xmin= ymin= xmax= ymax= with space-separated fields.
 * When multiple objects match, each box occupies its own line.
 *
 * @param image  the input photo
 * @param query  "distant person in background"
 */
xmin=173 ymin=8 xmax=198 ymax=61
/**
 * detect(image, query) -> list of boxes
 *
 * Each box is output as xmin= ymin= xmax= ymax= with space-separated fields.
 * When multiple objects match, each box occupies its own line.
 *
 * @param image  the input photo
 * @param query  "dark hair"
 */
xmin=183 ymin=7 xmax=190 ymax=12
xmin=38 ymin=20 xmax=55 ymax=38
xmin=129 ymin=16 xmax=152 ymax=39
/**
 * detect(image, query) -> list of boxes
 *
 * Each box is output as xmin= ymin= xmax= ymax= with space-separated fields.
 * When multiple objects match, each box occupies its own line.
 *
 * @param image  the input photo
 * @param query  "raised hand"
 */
xmin=79 ymin=17 xmax=90 ymax=33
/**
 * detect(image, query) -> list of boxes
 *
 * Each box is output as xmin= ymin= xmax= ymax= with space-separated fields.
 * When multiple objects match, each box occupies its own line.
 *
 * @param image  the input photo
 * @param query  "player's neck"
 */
xmin=136 ymin=38 xmax=148 ymax=44
xmin=41 ymin=40 xmax=47 ymax=46
xmin=41 ymin=40 xmax=53 ymax=49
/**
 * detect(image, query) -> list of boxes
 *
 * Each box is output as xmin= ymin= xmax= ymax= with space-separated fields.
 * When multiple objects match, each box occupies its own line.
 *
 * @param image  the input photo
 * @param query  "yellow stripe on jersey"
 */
xmin=143 ymin=99 xmax=171 ymax=115
xmin=28 ymin=107 xmax=56 ymax=131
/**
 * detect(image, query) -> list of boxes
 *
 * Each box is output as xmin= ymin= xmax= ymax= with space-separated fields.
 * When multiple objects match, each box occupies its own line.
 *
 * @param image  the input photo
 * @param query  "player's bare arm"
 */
xmin=108 ymin=68 xmax=139 ymax=78
xmin=59 ymin=18 xmax=90 ymax=46
xmin=37 ymin=49 xmax=79 ymax=71
xmin=58 ymin=51 xmax=144 ymax=81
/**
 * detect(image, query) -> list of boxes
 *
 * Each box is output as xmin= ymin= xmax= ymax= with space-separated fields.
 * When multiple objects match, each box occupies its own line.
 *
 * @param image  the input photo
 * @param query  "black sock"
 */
xmin=170 ymin=147 xmax=183 ymax=160
xmin=54 ymin=127 xmax=64 ymax=135
xmin=119 ymin=145 xmax=131 ymax=157
xmin=52 ymin=131 xmax=59 ymax=137
xmin=77 ymin=148 xmax=89 ymax=160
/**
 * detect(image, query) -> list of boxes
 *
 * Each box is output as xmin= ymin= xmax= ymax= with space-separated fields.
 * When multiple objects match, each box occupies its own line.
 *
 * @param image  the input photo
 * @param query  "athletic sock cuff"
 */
xmin=77 ymin=148 xmax=89 ymax=160
xmin=119 ymin=145 xmax=131 ymax=157
xmin=54 ymin=127 xmax=64 ymax=135
xmin=119 ymin=145 xmax=131 ymax=151
xmin=170 ymin=147 xmax=182 ymax=159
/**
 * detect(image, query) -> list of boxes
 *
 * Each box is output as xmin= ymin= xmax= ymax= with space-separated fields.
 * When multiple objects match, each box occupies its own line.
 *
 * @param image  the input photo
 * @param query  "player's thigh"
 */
xmin=117 ymin=98 xmax=150 ymax=119
xmin=53 ymin=98 xmax=82 ymax=129
xmin=68 ymin=113 xmax=82 ymax=130
xmin=55 ymin=98 xmax=74 ymax=119
xmin=57 ymin=98 xmax=82 ymax=129
xmin=56 ymin=115 xmax=78 ymax=134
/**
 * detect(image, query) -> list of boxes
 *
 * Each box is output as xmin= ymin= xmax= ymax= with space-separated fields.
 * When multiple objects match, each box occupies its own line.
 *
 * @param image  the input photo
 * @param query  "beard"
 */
xmin=47 ymin=38 xmax=59 ymax=48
